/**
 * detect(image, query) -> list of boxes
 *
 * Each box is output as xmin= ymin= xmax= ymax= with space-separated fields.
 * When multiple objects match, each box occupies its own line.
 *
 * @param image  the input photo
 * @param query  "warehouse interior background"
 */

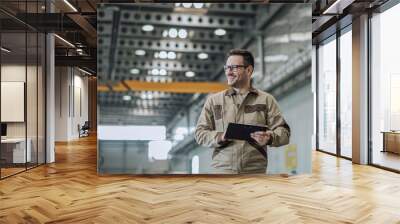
xmin=97 ymin=3 xmax=312 ymax=175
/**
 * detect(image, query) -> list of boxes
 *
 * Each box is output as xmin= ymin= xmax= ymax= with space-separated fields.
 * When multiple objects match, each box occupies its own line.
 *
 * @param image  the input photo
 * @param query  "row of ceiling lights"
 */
xmin=163 ymin=28 xmax=188 ymax=39
xmin=127 ymin=9 xmax=219 ymax=87
xmin=174 ymin=3 xmax=207 ymax=8
xmin=135 ymin=49 xmax=208 ymax=61
xmin=154 ymin=51 xmax=177 ymax=59
xmin=142 ymin=25 xmax=227 ymax=37
xmin=131 ymin=47 xmax=206 ymax=78
xmin=130 ymin=67 xmax=196 ymax=78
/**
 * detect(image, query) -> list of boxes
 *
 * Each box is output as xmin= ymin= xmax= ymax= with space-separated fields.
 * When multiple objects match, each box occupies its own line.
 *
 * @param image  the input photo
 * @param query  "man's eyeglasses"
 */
xmin=223 ymin=65 xmax=248 ymax=72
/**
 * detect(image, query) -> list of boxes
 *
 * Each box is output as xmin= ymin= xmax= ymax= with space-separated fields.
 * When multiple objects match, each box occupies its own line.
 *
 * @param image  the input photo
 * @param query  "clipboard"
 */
xmin=224 ymin=122 xmax=268 ymax=141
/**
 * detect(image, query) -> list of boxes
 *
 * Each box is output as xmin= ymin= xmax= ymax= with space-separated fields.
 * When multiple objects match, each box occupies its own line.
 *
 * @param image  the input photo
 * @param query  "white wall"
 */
xmin=55 ymin=67 xmax=89 ymax=141
xmin=1 ymin=65 xmax=37 ymax=139
xmin=1 ymin=64 xmax=46 ymax=164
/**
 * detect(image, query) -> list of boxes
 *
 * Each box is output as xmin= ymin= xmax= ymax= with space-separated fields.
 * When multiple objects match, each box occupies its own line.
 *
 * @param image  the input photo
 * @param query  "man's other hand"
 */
xmin=250 ymin=131 xmax=272 ymax=146
xmin=216 ymin=132 xmax=226 ymax=143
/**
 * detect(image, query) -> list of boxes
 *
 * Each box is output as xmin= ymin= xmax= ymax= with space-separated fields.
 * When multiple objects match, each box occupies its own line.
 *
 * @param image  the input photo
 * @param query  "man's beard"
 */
xmin=227 ymin=73 xmax=240 ymax=86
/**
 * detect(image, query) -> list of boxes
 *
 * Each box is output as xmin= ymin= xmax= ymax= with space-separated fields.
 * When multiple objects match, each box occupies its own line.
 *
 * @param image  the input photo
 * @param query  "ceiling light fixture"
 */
xmin=135 ymin=49 xmax=146 ymax=56
xmin=54 ymin=34 xmax=75 ymax=48
xmin=162 ymin=30 xmax=169 ymax=37
xmin=78 ymin=67 xmax=92 ymax=76
xmin=185 ymin=71 xmax=195 ymax=78
xmin=323 ymin=0 xmax=349 ymax=15
xmin=1 ymin=47 xmax=11 ymax=53
xmin=182 ymin=3 xmax=193 ymax=8
xmin=152 ymin=68 xmax=160 ymax=75
xmin=178 ymin=29 xmax=188 ymax=38
xmin=63 ymin=0 xmax=78 ymax=12
xmin=159 ymin=51 xmax=168 ymax=59
xmin=123 ymin=95 xmax=132 ymax=101
xmin=159 ymin=69 xmax=167 ymax=76
xmin=142 ymin=24 xmax=154 ymax=32
xmin=197 ymin=53 xmax=208 ymax=60
xmin=130 ymin=68 xmax=140 ymax=75
xmin=167 ymin=51 xmax=176 ymax=60
xmin=168 ymin=28 xmax=178 ymax=38
xmin=214 ymin=28 xmax=226 ymax=36
xmin=193 ymin=3 xmax=204 ymax=8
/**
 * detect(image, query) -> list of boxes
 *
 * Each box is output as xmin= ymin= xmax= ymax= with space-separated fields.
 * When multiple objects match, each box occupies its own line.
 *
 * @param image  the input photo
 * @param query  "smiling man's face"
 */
xmin=225 ymin=55 xmax=252 ymax=88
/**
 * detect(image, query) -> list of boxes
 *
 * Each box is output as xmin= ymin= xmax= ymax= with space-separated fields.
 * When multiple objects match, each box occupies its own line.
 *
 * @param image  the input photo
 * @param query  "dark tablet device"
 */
xmin=224 ymin=122 xmax=268 ymax=141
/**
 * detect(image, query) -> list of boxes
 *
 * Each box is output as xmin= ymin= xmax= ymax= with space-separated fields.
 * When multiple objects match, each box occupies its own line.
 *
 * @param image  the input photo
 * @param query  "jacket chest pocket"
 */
xmin=244 ymin=104 xmax=267 ymax=125
xmin=213 ymin=105 xmax=224 ymax=132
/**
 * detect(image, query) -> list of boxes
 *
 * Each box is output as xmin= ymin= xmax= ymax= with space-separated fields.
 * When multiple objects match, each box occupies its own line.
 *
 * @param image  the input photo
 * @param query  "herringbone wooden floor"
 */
xmin=1 ymin=135 xmax=400 ymax=224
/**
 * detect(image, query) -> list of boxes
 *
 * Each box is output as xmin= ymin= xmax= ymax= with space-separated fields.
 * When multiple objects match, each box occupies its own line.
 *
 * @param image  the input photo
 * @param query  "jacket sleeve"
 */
xmin=266 ymin=95 xmax=291 ymax=147
xmin=194 ymin=96 xmax=224 ymax=148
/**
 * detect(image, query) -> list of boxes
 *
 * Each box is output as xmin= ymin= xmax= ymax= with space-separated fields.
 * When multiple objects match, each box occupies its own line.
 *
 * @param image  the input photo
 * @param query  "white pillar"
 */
xmin=352 ymin=14 xmax=369 ymax=164
xmin=46 ymin=32 xmax=55 ymax=163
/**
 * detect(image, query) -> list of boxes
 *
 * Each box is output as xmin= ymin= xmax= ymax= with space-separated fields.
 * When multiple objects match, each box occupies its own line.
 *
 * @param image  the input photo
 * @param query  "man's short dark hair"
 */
xmin=226 ymin=49 xmax=254 ymax=68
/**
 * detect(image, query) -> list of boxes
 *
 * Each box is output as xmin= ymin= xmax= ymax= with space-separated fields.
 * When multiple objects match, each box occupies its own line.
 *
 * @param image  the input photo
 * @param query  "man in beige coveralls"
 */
xmin=195 ymin=49 xmax=291 ymax=174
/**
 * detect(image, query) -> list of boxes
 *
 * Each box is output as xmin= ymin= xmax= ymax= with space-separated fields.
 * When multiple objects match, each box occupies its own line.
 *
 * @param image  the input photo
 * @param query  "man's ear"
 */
xmin=247 ymin=65 xmax=254 ymax=76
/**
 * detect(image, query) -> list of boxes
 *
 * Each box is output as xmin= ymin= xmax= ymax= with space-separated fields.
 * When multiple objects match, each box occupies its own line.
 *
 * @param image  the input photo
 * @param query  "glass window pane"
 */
xmin=371 ymin=3 xmax=400 ymax=171
xmin=318 ymin=36 xmax=337 ymax=154
xmin=1 ymin=30 xmax=27 ymax=177
xmin=38 ymin=32 xmax=45 ymax=165
xmin=340 ymin=29 xmax=352 ymax=158
xmin=27 ymin=31 xmax=38 ymax=169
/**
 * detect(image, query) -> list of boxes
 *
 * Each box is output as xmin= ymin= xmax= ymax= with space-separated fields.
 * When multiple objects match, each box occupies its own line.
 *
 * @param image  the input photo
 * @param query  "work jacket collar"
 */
xmin=225 ymin=86 xmax=258 ymax=96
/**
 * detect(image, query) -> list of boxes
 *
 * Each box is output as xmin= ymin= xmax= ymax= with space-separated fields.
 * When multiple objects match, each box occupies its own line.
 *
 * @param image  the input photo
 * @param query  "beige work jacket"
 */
xmin=194 ymin=87 xmax=290 ymax=174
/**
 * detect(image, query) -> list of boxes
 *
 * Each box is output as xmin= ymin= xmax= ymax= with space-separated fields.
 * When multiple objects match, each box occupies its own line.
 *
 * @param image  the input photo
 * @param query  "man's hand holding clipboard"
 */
xmin=221 ymin=122 xmax=273 ymax=146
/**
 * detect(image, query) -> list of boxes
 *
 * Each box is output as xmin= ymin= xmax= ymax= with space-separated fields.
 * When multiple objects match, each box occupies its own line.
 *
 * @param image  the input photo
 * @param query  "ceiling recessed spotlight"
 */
xmin=123 ymin=95 xmax=132 ymax=101
xmin=159 ymin=69 xmax=167 ymax=76
xmin=193 ymin=3 xmax=204 ymax=8
xmin=135 ymin=49 xmax=146 ymax=56
xmin=167 ymin=51 xmax=176 ymax=60
xmin=159 ymin=51 xmax=168 ymax=59
xmin=214 ymin=28 xmax=226 ymax=36
xmin=152 ymin=68 xmax=159 ymax=75
xmin=154 ymin=52 xmax=159 ymax=58
xmin=142 ymin=24 xmax=154 ymax=32
xmin=130 ymin=68 xmax=140 ymax=75
xmin=168 ymin=28 xmax=178 ymax=38
xmin=197 ymin=53 xmax=208 ymax=60
xmin=178 ymin=29 xmax=188 ymax=39
xmin=185 ymin=71 xmax=195 ymax=78
xmin=76 ymin=48 xmax=83 ymax=52
xmin=182 ymin=3 xmax=192 ymax=8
